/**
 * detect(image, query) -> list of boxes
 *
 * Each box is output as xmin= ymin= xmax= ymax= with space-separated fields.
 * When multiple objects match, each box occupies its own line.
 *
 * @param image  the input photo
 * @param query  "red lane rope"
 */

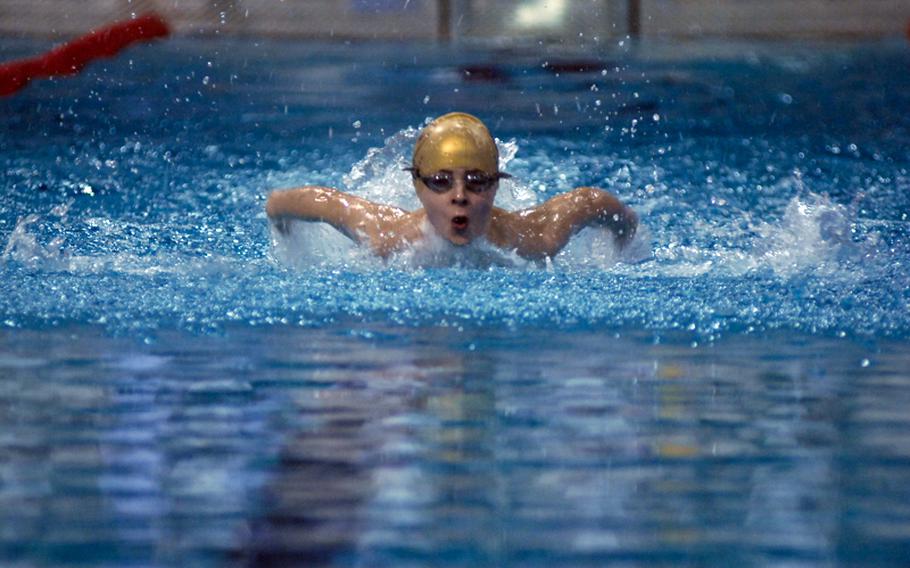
xmin=0 ymin=12 xmax=170 ymax=97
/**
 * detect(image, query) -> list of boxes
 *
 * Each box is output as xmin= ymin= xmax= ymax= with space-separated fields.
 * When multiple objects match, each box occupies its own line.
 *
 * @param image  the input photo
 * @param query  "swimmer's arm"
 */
xmin=512 ymin=187 xmax=638 ymax=258
xmin=265 ymin=186 xmax=405 ymax=245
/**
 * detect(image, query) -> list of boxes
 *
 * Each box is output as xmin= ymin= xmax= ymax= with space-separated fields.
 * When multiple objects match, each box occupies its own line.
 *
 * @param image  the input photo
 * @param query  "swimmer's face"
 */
xmin=414 ymin=167 xmax=501 ymax=245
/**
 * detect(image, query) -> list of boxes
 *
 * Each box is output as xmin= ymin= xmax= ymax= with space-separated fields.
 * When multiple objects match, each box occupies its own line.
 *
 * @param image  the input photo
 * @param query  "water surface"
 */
xmin=1 ymin=36 xmax=909 ymax=566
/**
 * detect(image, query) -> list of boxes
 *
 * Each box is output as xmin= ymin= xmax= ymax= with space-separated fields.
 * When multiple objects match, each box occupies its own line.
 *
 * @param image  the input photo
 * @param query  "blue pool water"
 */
xmin=1 ymin=36 xmax=910 ymax=566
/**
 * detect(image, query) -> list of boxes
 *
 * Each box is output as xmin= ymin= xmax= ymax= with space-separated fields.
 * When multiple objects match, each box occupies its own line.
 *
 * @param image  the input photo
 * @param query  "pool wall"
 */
xmin=1 ymin=0 xmax=908 ymax=41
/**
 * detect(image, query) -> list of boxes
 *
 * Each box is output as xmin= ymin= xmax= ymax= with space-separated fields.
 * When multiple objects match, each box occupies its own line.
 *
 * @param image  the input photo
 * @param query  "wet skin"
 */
xmin=414 ymin=168 xmax=498 ymax=246
xmin=266 ymin=177 xmax=638 ymax=260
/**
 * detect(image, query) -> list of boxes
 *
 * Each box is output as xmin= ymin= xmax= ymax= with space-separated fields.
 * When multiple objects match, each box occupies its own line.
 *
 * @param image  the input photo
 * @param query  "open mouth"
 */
xmin=451 ymin=215 xmax=469 ymax=230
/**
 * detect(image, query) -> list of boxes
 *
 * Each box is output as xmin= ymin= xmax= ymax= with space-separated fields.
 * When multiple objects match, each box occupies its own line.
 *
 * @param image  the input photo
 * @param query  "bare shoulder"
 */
xmin=370 ymin=209 xmax=426 ymax=258
xmin=486 ymin=187 xmax=637 ymax=259
xmin=345 ymin=198 xmax=416 ymax=255
xmin=486 ymin=207 xmax=549 ymax=258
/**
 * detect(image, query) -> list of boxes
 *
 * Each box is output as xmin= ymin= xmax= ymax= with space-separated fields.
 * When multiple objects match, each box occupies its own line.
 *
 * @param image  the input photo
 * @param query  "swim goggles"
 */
xmin=404 ymin=167 xmax=511 ymax=194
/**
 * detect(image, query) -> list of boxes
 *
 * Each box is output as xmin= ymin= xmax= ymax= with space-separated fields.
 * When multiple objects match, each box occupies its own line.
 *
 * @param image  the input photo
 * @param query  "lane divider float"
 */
xmin=0 ymin=12 xmax=170 ymax=97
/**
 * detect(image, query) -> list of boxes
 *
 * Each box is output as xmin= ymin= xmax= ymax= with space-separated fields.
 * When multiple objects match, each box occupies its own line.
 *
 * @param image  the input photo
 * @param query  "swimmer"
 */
xmin=266 ymin=112 xmax=638 ymax=261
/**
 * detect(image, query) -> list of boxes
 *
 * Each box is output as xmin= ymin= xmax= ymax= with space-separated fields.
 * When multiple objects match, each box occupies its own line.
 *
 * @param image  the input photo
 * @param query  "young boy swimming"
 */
xmin=266 ymin=112 xmax=638 ymax=261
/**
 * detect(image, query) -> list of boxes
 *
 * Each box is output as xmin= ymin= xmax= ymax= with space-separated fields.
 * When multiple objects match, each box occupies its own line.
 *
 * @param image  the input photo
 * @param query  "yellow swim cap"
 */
xmin=412 ymin=112 xmax=499 ymax=175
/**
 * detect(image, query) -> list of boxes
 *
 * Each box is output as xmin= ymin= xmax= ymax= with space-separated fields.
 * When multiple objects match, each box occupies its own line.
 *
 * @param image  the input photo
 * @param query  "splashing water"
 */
xmin=2 ymin=202 xmax=71 ymax=270
xmin=2 ymin=37 xmax=910 ymax=568
xmin=1 ymin=118 xmax=905 ymax=337
xmin=751 ymin=192 xmax=878 ymax=277
xmin=271 ymin=127 xmax=648 ymax=271
xmin=1 ymin=38 xmax=908 ymax=338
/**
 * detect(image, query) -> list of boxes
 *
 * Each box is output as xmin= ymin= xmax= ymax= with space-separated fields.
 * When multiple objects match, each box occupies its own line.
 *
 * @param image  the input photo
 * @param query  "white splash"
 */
xmin=750 ymin=192 xmax=877 ymax=277
xmin=269 ymin=124 xmax=650 ymax=271
xmin=389 ymin=218 xmax=528 ymax=269
xmin=2 ymin=201 xmax=245 ymax=276
xmin=2 ymin=202 xmax=71 ymax=270
xmin=650 ymin=190 xmax=879 ymax=279
xmin=342 ymin=126 xmax=421 ymax=210
xmin=268 ymin=219 xmax=365 ymax=269
xmin=339 ymin=126 xmax=531 ymax=212
xmin=555 ymin=223 xmax=652 ymax=269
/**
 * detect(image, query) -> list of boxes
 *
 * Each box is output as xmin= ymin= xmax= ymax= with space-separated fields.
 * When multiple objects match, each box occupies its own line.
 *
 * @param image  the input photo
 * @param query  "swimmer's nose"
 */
xmin=451 ymin=178 xmax=468 ymax=205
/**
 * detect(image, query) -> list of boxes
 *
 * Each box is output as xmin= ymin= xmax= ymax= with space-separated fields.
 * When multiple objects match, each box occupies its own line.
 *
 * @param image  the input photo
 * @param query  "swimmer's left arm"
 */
xmin=265 ymin=185 xmax=406 ymax=246
xmin=512 ymin=187 xmax=638 ymax=258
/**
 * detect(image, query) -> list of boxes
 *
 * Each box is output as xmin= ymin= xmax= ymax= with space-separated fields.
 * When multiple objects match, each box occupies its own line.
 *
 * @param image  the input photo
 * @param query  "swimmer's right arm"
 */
xmin=507 ymin=187 xmax=638 ymax=259
xmin=266 ymin=186 xmax=402 ymax=245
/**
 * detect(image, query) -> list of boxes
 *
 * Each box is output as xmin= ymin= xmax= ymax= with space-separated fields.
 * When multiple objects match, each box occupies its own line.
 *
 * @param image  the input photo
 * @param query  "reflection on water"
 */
xmin=3 ymin=325 xmax=905 ymax=566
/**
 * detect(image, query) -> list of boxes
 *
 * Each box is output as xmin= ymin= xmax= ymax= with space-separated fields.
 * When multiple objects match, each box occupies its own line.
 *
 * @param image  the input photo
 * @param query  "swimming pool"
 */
xmin=1 ymin=36 xmax=909 ymax=566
